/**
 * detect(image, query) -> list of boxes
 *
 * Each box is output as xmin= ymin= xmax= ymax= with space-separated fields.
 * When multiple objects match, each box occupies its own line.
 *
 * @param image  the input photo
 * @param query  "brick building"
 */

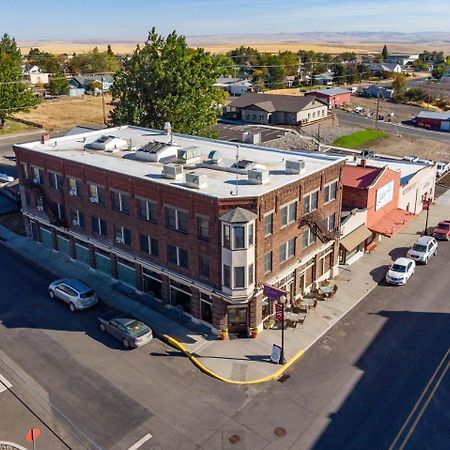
xmin=14 ymin=126 xmax=345 ymax=336
xmin=305 ymin=87 xmax=351 ymax=109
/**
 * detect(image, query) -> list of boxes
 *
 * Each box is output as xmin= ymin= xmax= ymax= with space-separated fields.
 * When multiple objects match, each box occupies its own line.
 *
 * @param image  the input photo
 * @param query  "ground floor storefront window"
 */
xmin=200 ymin=293 xmax=213 ymax=324
xmin=142 ymin=268 xmax=162 ymax=299
xmin=170 ymin=280 xmax=192 ymax=313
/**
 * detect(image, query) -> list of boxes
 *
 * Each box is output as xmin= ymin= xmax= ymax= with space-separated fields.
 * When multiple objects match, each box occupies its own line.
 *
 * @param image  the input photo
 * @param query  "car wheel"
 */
xmin=424 ymin=257 xmax=429 ymax=265
xmin=434 ymin=250 xmax=438 ymax=256
xmin=122 ymin=339 xmax=131 ymax=349
xmin=69 ymin=302 xmax=76 ymax=312
xmin=49 ymin=289 xmax=55 ymax=299
xmin=99 ymin=323 xmax=106 ymax=332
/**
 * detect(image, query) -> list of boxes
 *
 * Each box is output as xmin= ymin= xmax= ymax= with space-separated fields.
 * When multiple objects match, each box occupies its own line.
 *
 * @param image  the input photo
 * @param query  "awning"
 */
xmin=340 ymin=226 xmax=372 ymax=251
xmin=369 ymin=208 xmax=415 ymax=237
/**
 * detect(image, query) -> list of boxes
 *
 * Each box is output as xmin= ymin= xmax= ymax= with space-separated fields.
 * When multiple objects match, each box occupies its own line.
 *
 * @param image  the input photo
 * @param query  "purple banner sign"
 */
xmin=263 ymin=284 xmax=288 ymax=303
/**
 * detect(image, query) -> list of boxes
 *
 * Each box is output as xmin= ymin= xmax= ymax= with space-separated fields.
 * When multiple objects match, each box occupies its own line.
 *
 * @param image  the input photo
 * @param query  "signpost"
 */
xmin=25 ymin=428 xmax=40 ymax=450
xmin=423 ymin=198 xmax=430 ymax=235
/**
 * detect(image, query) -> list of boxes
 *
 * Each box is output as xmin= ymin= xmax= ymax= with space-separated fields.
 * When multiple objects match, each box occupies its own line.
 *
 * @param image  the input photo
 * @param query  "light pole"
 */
xmin=279 ymin=295 xmax=287 ymax=364
xmin=423 ymin=197 xmax=431 ymax=235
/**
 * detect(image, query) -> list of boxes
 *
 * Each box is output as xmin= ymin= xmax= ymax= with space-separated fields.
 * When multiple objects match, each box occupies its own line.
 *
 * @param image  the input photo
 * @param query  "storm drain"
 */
xmin=228 ymin=434 xmax=241 ymax=445
xmin=277 ymin=373 xmax=290 ymax=383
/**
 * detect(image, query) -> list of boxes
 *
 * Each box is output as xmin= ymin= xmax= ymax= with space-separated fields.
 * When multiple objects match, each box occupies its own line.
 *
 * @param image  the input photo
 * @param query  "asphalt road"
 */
xmin=335 ymin=110 xmax=450 ymax=144
xmin=1 ymin=231 xmax=449 ymax=449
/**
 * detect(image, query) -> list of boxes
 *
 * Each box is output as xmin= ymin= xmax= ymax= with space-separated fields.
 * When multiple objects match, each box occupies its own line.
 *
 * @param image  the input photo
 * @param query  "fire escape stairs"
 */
xmin=299 ymin=209 xmax=338 ymax=243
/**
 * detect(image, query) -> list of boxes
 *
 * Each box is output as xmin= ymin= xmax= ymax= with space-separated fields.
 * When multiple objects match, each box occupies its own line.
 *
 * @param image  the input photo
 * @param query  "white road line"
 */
xmin=0 ymin=373 xmax=12 ymax=389
xmin=127 ymin=433 xmax=152 ymax=450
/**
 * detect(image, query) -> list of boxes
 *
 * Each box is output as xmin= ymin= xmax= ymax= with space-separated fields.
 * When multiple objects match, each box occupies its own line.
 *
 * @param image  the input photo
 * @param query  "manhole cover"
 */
xmin=228 ymin=434 xmax=241 ymax=444
xmin=274 ymin=427 xmax=287 ymax=437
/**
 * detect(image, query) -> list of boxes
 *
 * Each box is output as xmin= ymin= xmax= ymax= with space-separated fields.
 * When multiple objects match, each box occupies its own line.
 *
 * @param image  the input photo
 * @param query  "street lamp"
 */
xmin=423 ymin=197 xmax=431 ymax=235
xmin=279 ymin=295 xmax=287 ymax=365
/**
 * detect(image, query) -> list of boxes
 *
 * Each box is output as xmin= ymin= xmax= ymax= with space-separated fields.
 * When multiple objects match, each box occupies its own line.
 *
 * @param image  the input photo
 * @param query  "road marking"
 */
xmin=127 ymin=433 xmax=152 ymax=450
xmin=0 ymin=373 xmax=12 ymax=393
xmin=389 ymin=347 xmax=450 ymax=450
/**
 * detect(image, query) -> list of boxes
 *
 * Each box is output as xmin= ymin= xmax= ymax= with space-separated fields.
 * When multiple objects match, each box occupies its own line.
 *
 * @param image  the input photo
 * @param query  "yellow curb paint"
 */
xmin=166 ymin=335 xmax=304 ymax=384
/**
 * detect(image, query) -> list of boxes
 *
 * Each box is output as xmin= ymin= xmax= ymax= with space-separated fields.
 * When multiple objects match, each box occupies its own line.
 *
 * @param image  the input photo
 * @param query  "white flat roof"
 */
xmin=15 ymin=126 xmax=345 ymax=199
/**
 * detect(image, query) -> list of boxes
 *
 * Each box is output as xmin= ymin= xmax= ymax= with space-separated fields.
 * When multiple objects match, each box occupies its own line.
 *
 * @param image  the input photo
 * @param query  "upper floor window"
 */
xmin=264 ymin=251 xmax=273 ymax=274
xmin=304 ymin=190 xmax=319 ymax=214
xmin=91 ymin=216 xmax=107 ymax=236
xmin=223 ymin=264 xmax=231 ymax=288
xmin=197 ymin=216 xmax=209 ymax=241
xmin=68 ymin=178 xmax=82 ymax=198
xmin=139 ymin=234 xmax=159 ymax=257
xmin=302 ymin=228 xmax=316 ymax=248
xmin=31 ymin=166 xmax=44 ymax=185
xmin=264 ymin=213 xmax=273 ymax=236
xmin=165 ymin=207 xmax=188 ymax=233
xmin=114 ymin=225 xmax=131 ymax=245
xmin=20 ymin=163 xmax=29 ymax=180
xmin=248 ymin=223 xmax=254 ymax=246
xmin=324 ymin=181 xmax=338 ymax=203
xmin=234 ymin=226 xmax=245 ymax=249
xmin=280 ymin=201 xmax=297 ymax=227
xmin=279 ymin=238 xmax=296 ymax=263
xmin=325 ymin=213 xmax=336 ymax=231
xmin=88 ymin=184 xmax=105 ymax=205
xmin=137 ymin=198 xmax=157 ymax=222
xmin=199 ymin=255 xmax=210 ymax=277
xmin=48 ymin=172 xmax=63 ymax=191
xmin=167 ymin=244 xmax=188 ymax=269
xmin=111 ymin=190 xmax=130 ymax=214
xmin=223 ymin=225 xmax=231 ymax=248
xmin=70 ymin=209 xmax=85 ymax=228
xmin=234 ymin=266 xmax=245 ymax=288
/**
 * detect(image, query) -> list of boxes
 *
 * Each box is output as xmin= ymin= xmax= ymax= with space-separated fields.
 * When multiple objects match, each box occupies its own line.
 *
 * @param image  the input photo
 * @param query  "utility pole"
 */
xmin=101 ymin=77 xmax=107 ymax=126
xmin=317 ymin=123 xmax=321 ymax=151
xmin=375 ymin=91 xmax=380 ymax=130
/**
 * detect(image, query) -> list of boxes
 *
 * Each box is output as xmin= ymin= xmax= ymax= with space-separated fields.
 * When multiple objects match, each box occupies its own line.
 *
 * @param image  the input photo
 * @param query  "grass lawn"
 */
xmin=333 ymin=129 xmax=386 ymax=148
xmin=0 ymin=119 xmax=37 ymax=135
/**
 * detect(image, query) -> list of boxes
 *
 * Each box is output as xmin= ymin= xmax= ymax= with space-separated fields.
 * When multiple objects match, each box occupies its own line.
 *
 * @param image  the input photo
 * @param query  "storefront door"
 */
xmin=227 ymin=306 xmax=248 ymax=335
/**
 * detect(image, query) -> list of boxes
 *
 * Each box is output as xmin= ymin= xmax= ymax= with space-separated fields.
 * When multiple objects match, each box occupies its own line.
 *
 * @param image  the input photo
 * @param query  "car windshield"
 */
xmin=392 ymin=264 xmax=407 ymax=273
xmin=125 ymin=321 xmax=148 ymax=336
xmin=438 ymin=223 xmax=450 ymax=230
xmin=413 ymin=244 xmax=427 ymax=252
xmin=80 ymin=290 xmax=95 ymax=298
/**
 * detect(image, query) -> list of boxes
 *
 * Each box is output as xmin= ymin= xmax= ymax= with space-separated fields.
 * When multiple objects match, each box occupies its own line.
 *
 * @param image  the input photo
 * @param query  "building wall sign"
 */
xmin=376 ymin=181 xmax=394 ymax=211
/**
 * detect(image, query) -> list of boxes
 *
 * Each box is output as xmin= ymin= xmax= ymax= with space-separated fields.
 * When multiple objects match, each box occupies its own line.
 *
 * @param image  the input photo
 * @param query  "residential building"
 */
xmin=69 ymin=75 xmax=114 ymax=96
xmin=214 ymin=77 xmax=253 ymax=96
xmin=362 ymin=84 xmax=394 ymax=99
xmin=305 ymin=87 xmax=351 ymax=109
xmin=414 ymin=111 xmax=450 ymax=131
xmin=227 ymin=92 xmax=328 ymax=125
xmin=14 ymin=126 xmax=345 ymax=336
xmin=387 ymin=54 xmax=419 ymax=66
xmin=314 ymin=72 xmax=334 ymax=86
xmin=367 ymin=62 xmax=402 ymax=76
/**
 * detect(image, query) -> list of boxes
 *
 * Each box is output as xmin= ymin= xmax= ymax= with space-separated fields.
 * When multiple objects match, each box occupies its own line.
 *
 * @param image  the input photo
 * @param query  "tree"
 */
xmin=47 ymin=74 xmax=69 ymax=95
xmin=412 ymin=58 xmax=428 ymax=72
xmin=68 ymin=46 xmax=120 ymax=74
xmin=110 ymin=28 xmax=227 ymax=137
xmin=392 ymin=74 xmax=407 ymax=99
xmin=331 ymin=63 xmax=346 ymax=85
xmin=263 ymin=54 xmax=286 ymax=88
xmin=431 ymin=63 xmax=447 ymax=80
xmin=27 ymin=48 xmax=62 ymax=73
xmin=381 ymin=45 xmax=389 ymax=62
xmin=0 ymin=34 xmax=39 ymax=127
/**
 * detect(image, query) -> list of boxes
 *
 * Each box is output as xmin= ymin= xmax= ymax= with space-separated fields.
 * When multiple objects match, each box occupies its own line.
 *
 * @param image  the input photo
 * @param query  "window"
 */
xmin=324 ymin=181 xmax=338 ymax=203
xmin=200 ymin=293 xmax=213 ymax=324
xmin=264 ymin=251 xmax=272 ymax=274
xmin=199 ymin=255 xmax=210 ymax=277
xmin=165 ymin=207 xmax=188 ymax=233
xmin=111 ymin=191 xmax=130 ymax=214
xmin=248 ymin=223 xmax=254 ymax=246
xmin=137 ymin=198 xmax=157 ymax=222
xmin=48 ymin=172 xmax=62 ymax=191
xmin=234 ymin=266 xmax=245 ymax=288
xmin=167 ymin=244 xmax=188 ymax=268
xmin=197 ymin=216 xmax=209 ymax=241
xmin=91 ymin=216 xmax=107 ymax=236
xmin=248 ymin=263 xmax=254 ymax=285
xmin=68 ymin=178 xmax=82 ymax=197
xmin=223 ymin=264 xmax=231 ymax=288
xmin=280 ymin=202 xmax=297 ymax=227
xmin=302 ymin=228 xmax=316 ymax=248
xmin=234 ymin=226 xmax=245 ymax=249
xmin=70 ymin=209 xmax=85 ymax=228
xmin=51 ymin=202 xmax=65 ymax=220
xmin=325 ymin=213 xmax=336 ymax=231
xmin=264 ymin=213 xmax=273 ymax=236
xmin=304 ymin=190 xmax=319 ymax=214
xmin=20 ymin=163 xmax=29 ymax=180
xmin=223 ymin=225 xmax=231 ymax=248
xmin=88 ymin=184 xmax=104 ymax=205
xmin=31 ymin=166 xmax=44 ymax=185
xmin=114 ymin=226 xmax=131 ymax=245
xmin=279 ymin=238 xmax=296 ymax=263
xmin=139 ymin=234 xmax=159 ymax=257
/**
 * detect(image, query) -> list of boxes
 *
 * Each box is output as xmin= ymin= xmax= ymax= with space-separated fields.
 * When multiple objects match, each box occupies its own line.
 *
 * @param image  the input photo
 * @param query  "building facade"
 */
xmin=305 ymin=88 xmax=351 ymax=108
xmin=14 ymin=126 xmax=345 ymax=336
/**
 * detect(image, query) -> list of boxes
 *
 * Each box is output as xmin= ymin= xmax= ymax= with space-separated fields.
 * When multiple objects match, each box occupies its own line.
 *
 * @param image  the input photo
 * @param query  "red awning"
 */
xmin=369 ymin=209 xmax=415 ymax=237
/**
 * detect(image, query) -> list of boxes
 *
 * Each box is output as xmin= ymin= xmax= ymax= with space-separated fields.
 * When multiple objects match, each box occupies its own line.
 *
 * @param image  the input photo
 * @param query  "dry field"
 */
xmin=15 ymin=95 xmax=113 ymax=132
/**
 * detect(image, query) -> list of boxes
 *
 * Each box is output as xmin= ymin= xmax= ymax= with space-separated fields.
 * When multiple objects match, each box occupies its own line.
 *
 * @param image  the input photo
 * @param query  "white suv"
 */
xmin=407 ymin=236 xmax=438 ymax=265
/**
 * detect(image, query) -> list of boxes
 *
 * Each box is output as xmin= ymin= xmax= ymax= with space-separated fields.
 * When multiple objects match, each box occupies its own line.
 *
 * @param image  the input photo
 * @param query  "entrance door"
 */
xmin=227 ymin=307 xmax=247 ymax=335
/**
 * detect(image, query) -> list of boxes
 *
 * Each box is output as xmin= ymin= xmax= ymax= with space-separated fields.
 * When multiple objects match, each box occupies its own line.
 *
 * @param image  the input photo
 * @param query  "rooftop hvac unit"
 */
xmin=89 ymin=135 xmax=129 ymax=152
xmin=248 ymin=168 xmax=270 ymax=185
xmin=162 ymin=163 xmax=184 ymax=180
xmin=242 ymin=131 xmax=261 ymax=145
xmin=178 ymin=146 xmax=202 ymax=164
xmin=207 ymin=150 xmax=222 ymax=164
xmin=285 ymin=159 xmax=305 ymax=174
xmin=135 ymin=141 xmax=179 ymax=162
xmin=185 ymin=172 xmax=208 ymax=189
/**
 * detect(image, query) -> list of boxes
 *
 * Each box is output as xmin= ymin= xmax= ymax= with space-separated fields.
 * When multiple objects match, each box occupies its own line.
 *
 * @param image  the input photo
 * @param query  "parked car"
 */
xmin=435 ymin=161 xmax=449 ymax=178
xmin=48 ymin=279 xmax=98 ymax=311
xmin=361 ymin=149 xmax=375 ymax=158
xmin=432 ymin=221 xmax=450 ymax=241
xmin=378 ymin=115 xmax=385 ymax=121
xmin=97 ymin=312 xmax=153 ymax=348
xmin=406 ymin=236 xmax=438 ymax=264
xmin=0 ymin=173 xmax=14 ymax=183
xmin=385 ymin=257 xmax=416 ymax=285
xmin=402 ymin=156 xmax=419 ymax=162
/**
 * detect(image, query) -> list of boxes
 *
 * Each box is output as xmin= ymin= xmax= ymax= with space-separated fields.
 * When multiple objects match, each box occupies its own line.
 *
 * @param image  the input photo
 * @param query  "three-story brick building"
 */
xmin=14 ymin=126 xmax=345 ymax=335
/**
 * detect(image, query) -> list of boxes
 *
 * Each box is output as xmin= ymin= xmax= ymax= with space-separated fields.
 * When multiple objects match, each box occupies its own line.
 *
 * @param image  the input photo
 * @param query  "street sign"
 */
xmin=275 ymin=303 xmax=283 ymax=321
xmin=270 ymin=344 xmax=282 ymax=364
xmin=422 ymin=199 xmax=430 ymax=210
xmin=26 ymin=428 xmax=40 ymax=442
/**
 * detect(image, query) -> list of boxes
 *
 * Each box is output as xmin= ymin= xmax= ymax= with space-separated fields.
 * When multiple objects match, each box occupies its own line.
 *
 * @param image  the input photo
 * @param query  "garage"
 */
xmin=56 ymin=232 xmax=71 ymax=257
xmin=95 ymin=249 xmax=112 ymax=276
xmin=75 ymin=241 xmax=90 ymax=266
xmin=40 ymin=226 xmax=53 ymax=249
xmin=117 ymin=258 xmax=136 ymax=288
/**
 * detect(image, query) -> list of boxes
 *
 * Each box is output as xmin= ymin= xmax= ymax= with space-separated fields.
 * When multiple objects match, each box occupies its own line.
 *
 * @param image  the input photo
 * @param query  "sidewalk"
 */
xmin=1 ymin=189 xmax=449 ymax=384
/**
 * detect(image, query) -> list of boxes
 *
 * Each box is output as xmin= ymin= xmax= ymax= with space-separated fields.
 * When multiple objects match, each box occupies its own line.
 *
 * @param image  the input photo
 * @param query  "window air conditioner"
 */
xmin=115 ymin=236 xmax=124 ymax=244
xmin=89 ymin=196 xmax=99 ymax=204
xmin=69 ymin=189 xmax=77 ymax=196
xmin=72 ymin=219 xmax=80 ymax=226
xmin=32 ymin=177 xmax=40 ymax=184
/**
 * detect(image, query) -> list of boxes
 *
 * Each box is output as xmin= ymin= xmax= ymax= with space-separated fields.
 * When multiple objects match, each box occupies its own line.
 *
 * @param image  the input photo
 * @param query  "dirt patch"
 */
xmin=15 ymin=95 xmax=113 ymax=133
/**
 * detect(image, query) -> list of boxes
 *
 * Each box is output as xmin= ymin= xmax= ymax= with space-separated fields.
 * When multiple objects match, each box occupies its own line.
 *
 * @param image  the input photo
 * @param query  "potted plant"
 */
xmin=249 ymin=327 xmax=259 ymax=338
xmin=218 ymin=327 xmax=228 ymax=340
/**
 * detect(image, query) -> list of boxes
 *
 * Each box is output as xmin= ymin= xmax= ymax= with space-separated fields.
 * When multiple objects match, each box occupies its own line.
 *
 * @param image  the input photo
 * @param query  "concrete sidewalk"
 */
xmin=1 ymin=189 xmax=449 ymax=383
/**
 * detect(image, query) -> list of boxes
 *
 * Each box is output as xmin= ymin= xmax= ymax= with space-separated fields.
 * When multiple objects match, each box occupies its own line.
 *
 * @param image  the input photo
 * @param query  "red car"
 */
xmin=432 ymin=221 xmax=450 ymax=241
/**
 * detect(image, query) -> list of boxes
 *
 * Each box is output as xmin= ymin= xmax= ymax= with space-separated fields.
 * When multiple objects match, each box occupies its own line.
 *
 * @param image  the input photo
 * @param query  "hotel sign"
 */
xmin=376 ymin=181 xmax=394 ymax=211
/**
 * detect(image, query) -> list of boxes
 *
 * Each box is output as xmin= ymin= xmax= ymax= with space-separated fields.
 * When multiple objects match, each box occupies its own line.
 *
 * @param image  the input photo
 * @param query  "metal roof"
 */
xmin=220 ymin=207 xmax=257 ymax=223
xmin=342 ymin=165 xmax=383 ymax=189
xmin=307 ymin=87 xmax=351 ymax=97
xmin=416 ymin=111 xmax=450 ymax=120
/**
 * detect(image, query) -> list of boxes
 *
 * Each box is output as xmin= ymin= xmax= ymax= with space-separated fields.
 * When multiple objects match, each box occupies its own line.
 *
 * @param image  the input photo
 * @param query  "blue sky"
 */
xmin=1 ymin=0 xmax=448 ymax=40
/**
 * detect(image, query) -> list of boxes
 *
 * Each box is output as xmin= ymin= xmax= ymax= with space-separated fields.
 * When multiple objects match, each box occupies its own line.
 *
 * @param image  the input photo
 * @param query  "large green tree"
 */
xmin=0 ymin=34 xmax=39 ymax=127
xmin=47 ymin=73 xmax=70 ymax=95
xmin=68 ymin=46 xmax=120 ymax=74
xmin=381 ymin=45 xmax=389 ymax=62
xmin=431 ymin=63 xmax=447 ymax=79
xmin=110 ymin=28 xmax=227 ymax=137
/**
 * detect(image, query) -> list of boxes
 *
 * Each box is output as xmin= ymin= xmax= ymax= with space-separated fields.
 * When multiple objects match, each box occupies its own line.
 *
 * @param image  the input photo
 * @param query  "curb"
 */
xmin=163 ymin=335 xmax=305 ymax=384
